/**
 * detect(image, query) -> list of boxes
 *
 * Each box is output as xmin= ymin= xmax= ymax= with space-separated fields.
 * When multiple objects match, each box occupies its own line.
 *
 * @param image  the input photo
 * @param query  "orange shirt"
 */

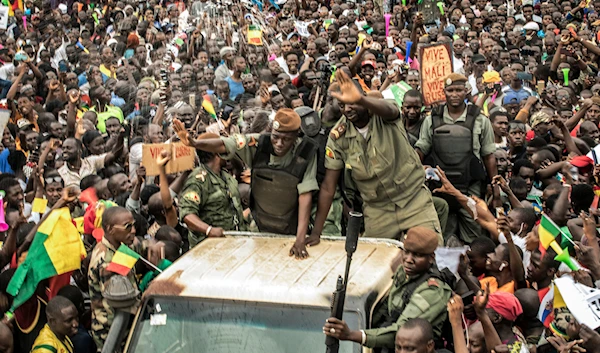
xmin=480 ymin=276 xmax=516 ymax=294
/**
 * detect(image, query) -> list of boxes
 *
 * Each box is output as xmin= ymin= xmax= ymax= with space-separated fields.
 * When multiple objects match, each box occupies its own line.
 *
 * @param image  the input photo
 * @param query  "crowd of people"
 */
xmin=1 ymin=0 xmax=600 ymax=351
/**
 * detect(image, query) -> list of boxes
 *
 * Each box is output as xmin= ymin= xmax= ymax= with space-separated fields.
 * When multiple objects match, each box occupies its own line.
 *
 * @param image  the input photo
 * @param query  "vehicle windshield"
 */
xmin=127 ymin=297 xmax=362 ymax=353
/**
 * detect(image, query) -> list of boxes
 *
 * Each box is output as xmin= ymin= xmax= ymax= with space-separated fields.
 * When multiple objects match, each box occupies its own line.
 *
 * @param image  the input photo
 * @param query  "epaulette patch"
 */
xmin=329 ymin=123 xmax=347 ymax=140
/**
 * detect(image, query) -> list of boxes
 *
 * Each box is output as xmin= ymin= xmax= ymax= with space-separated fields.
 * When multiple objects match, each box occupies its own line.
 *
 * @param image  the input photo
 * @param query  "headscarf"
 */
xmin=486 ymin=292 xmax=523 ymax=322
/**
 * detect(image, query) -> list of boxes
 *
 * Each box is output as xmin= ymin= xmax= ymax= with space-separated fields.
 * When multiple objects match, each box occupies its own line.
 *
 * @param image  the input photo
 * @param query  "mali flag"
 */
xmin=539 ymin=215 xmax=562 ymax=249
xmin=106 ymin=244 xmax=140 ymax=276
xmin=202 ymin=95 xmax=217 ymax=120
xmin=6 ymin=208 xmax=86 ymax=312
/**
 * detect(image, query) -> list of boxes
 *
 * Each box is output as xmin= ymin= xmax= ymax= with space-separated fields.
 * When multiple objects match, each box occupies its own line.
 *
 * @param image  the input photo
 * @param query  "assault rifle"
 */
xmin=325 ymin=211 xmax=363 ymax=353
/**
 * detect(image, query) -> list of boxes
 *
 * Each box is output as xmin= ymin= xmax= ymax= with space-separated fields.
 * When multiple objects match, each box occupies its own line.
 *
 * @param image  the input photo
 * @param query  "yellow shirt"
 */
xmin=31 ymin=324 xmax=74 ymax=353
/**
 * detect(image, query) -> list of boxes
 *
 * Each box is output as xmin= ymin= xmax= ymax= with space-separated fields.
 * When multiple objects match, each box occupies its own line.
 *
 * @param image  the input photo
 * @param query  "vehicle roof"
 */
xmin=145 ymin=234 xmax=401 ymax=309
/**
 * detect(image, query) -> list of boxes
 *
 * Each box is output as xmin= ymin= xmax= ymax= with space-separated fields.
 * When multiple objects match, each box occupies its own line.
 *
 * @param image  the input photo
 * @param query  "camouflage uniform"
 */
xmin=88 ymin=237 xmax=141 ymax=352
xmin=179 ymin=165 xmax=247 ymax=248
xmin=365 ymin=266 xmax=452 ymax=349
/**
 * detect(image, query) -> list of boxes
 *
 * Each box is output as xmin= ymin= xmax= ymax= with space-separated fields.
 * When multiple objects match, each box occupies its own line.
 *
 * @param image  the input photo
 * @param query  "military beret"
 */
xmin=197 ymin=132 xmax=220 ymax=140
xmin=444 ymin=73 xmax=468 ymax=87
xmin=403 ymin=227 xmax=439 ymax=254
xmin=273 ymin=108 xmax=301 ymax=132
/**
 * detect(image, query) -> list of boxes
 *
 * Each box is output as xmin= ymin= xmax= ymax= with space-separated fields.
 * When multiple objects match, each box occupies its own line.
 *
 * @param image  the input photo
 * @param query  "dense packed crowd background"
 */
xmin=2 ymin=0 xmax=600 ymax=352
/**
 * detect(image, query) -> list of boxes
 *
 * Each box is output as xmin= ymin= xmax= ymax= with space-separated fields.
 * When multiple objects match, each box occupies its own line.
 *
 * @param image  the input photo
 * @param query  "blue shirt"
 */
xmin=0 ymin=149 xmax=14 ymax=174
xmin=225 ymin=76 xmax=245 ymax=101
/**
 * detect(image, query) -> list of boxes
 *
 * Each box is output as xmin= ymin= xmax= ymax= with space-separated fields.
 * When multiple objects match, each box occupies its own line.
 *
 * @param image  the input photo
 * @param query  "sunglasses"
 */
xmin=241 ymin=73 xmax=253 ymax=80
xmin=45 ymin=176 xmax=63 ymax=185
xmin=113 ymin=221 xmax=136 ymax=232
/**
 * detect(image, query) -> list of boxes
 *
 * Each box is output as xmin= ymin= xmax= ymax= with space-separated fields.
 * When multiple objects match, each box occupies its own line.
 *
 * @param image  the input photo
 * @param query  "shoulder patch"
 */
xmin=325 ymin=146 xmax=335 ymax=159
xmin=329 ymin=123 xmax=347 ymax=140
xmin=184 ymin=192 xmax=201 ymax=204
xmin=427 ymin=278 xmax=440 ymax=287
xmin=234 ymin=134 xmax=246 ymax=150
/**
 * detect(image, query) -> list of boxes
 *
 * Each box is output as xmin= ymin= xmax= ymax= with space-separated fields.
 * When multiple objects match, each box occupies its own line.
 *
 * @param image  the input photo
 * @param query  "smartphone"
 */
xmin=461 ymin=291 xmax=475 ymax=306
xmin=189 ymin=93 xmax=196 ymax=108
xmin=387 ymin=68 xmax=396 ymax=76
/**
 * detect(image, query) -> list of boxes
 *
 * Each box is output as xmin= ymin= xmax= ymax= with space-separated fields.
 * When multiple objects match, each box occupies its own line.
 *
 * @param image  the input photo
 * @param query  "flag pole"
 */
xmin=139 ymin=256 xmax=163 ymax=273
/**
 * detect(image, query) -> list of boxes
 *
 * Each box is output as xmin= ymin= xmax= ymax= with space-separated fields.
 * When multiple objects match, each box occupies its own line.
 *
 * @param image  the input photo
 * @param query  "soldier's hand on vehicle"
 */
xmin=330 ymin=70 xmax=363 ymax=105
xmin=305 ymin=234 xmax=321 ymax=247
xmin=290 ymin=239 xmax=309 ymax=259
xmin=323 ymin=318 xmax=352 ymax=340
xmin=208 ymin=227 xmax=224 ymax=237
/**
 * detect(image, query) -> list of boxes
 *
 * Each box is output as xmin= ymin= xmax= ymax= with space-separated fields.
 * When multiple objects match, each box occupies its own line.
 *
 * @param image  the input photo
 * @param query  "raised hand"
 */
xmin=173 ymin=119 xmax=194 ymax=147
xmin=156 ymin=150 xmax=171 ymax=167
xmin=329 ymin=70 xmax=363 ymax=105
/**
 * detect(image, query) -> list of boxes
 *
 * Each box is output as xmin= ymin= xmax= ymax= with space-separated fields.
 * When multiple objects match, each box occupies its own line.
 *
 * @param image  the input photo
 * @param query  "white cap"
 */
xmin=58 ymin=3 xmax=67 ymax=14
xmin=523 ymin=22 xmax=540 ymax=31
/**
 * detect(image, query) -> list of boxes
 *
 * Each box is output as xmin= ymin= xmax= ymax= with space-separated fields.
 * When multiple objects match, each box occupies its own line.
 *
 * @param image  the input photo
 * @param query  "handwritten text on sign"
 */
xmin=142 ymin=142 xmax=195 ymax=176
xmin=420 ymin=43 xmax=453 ymax=106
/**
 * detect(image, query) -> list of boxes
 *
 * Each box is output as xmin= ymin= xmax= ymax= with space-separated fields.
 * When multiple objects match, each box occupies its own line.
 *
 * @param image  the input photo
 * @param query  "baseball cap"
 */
xmin=472 ymin=54 xmax=486 ymax=64
xmin=361 ymin=60 xmax=376 ymax=68
xmin=503 ymin=91 xmax=524 ymax=105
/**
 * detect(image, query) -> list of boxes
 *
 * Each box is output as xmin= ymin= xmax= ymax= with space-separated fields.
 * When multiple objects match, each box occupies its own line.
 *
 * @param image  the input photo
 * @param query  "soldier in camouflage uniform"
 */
xmin=88 ymin=206 xmax=142 ymax=352
xmin=324 ymin=227 xmax=452 ymax=350
xmin=179 ymin=133 xmax=247 ymax=248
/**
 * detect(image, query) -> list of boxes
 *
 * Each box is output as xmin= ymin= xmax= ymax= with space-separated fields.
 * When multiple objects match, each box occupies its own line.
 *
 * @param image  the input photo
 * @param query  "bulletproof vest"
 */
xmin=250 ymin=134 xmax=318 ymax=235
xmin=428 ymin=105 xmax=486 ymax=193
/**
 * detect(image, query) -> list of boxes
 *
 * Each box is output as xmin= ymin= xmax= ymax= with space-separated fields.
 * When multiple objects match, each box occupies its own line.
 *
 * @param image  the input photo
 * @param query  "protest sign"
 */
xmin=295 ymin=21 xmax=312 ymax=37
xmin=142 ymin=142 xmax=196 ymax=176
xmin=419 ymin=43 xmax=453 ymax=106
xmin=0 ymin=6 xmax=8 ymax=30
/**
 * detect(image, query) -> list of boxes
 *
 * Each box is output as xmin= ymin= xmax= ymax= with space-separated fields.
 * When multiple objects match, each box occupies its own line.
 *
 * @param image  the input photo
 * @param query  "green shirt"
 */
xmin=179 ymin=165 xmax=246 ymax=247
xmin=365 ymin=266 xmax=452 ymax=349
xmin=414 ymin=105 xmax=496 ymax=159
xmin=324 ymin=107 xmax=426 ymax=209
xmin=220 ymin=133 xmax=319 ymax=195
xmin=90 ymin=105 xmax=124 ymax=134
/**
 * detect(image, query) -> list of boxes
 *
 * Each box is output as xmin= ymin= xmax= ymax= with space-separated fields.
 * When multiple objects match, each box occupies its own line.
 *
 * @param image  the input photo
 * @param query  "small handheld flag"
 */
xmin=106 ymin=244 xmax=141 ymax=276
xmin=202 ymin=95 xmax=217 ymax=120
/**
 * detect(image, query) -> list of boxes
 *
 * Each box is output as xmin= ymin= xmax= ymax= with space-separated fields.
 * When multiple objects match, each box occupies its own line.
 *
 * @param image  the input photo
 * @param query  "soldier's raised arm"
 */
xmin=331 ymin=70 xmax=400 ymax=122
xmin=173 ymin=119 xmax=227 ymax=154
